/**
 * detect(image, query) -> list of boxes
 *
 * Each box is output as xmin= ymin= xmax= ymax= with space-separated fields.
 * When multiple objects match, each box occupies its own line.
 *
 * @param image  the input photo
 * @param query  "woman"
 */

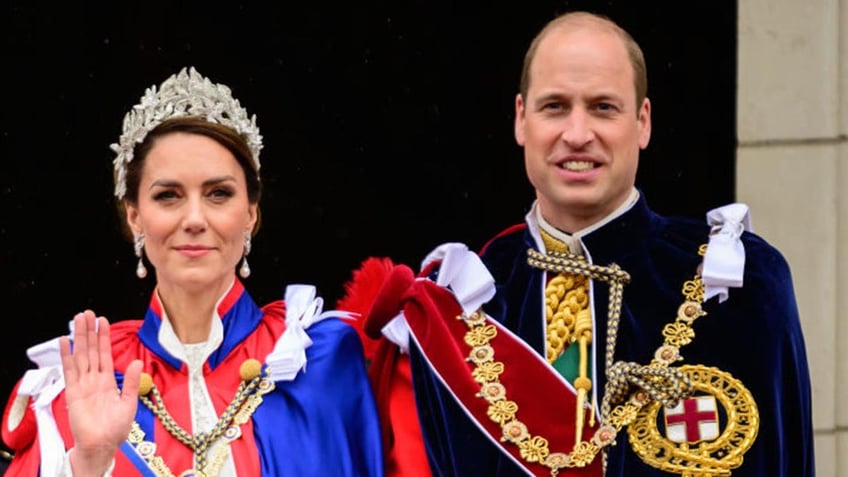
xmin=1 ymin=67 xmax=383 ymax=476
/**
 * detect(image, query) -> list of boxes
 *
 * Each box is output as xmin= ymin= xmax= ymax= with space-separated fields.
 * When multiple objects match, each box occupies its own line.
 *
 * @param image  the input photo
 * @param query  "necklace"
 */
xmin=126 ymin=358 xmax=274 ymax=477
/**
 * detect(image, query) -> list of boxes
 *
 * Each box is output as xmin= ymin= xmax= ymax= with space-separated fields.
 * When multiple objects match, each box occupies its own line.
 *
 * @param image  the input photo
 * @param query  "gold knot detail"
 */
xmin=239 ymin=358 xmax=263 ymax=381
xmin=138 ymin=372 xmax=153 ymax=396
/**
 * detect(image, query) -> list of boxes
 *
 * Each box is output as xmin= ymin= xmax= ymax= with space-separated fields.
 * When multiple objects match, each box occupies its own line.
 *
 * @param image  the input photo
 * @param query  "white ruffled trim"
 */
xmin=265 ymin=284 xmax=355 ymax=382
xmin=703 ymin=203 xmax=752 ymax=303
xmin=15 ymin=321 xmax=74 ymax=477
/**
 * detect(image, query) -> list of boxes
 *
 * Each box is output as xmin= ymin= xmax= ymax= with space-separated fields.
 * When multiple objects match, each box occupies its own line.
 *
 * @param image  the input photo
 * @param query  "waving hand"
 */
xmin=59 ymin=311 xmax=142 ymax=476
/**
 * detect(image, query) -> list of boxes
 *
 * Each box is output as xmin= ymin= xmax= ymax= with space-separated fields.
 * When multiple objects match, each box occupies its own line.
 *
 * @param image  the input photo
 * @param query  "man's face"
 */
xmin=515 ymin=24 xmax=651 ymax=232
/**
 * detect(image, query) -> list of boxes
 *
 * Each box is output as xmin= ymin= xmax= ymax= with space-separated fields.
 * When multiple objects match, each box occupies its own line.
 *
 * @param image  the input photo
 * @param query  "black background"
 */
xmin=0 ymin=0 xmax=736 ymax=460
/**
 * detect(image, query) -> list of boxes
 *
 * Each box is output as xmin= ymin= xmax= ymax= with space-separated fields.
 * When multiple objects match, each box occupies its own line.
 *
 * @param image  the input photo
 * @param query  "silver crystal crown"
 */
xmin=110 ymin=66 xmax=263 ymax=199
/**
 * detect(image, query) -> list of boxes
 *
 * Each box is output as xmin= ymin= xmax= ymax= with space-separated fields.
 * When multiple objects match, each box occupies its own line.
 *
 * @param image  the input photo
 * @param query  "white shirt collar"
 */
xmin=156 ymin=286 xmax=228 ymax=367
xmin=527 ymin=188 xmax=640 ymax=255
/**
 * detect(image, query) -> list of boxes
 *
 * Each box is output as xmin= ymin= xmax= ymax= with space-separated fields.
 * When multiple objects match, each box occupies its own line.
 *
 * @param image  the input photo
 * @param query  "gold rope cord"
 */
xmin=537 ymin=229 xmax=594 ymax=442
xmin=127 ymin=359 xmax=274 ymax=477
xmin=538 ymin=229 xmax=590 ymax=364
xmin=544 ymin=273 xmax=589 ymax=363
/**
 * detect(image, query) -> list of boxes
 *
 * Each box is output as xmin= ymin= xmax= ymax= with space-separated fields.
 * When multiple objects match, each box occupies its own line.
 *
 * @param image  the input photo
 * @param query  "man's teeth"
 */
xmin=562 ymin=161 xmax=594 ymax=172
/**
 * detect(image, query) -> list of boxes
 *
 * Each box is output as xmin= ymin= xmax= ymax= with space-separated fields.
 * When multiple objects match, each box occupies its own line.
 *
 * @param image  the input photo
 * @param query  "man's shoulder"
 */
xmin=658 ymin=216 xmax=795 ymax=310
xmin=477 ymin=223 xmax=529 ymax=271
xmin=666 ymin=210 xmax=786 ymax=259
xmin=479 ymin=223 xmax=527 ymax=255
xmin=738 ymin=231 xmax=793 ymax=283
xmin=661 ymin=213 xmax=789 ymax=268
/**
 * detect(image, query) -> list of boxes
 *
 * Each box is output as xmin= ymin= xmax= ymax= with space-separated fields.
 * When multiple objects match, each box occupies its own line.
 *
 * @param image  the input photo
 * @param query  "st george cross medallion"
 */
xmin=627 ymin=365 xmax=759 ymax=476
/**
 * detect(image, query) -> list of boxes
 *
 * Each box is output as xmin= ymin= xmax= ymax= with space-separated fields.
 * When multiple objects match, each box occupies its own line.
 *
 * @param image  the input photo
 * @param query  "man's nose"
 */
xmin=560 ymin=108 xmax=594 ymax=148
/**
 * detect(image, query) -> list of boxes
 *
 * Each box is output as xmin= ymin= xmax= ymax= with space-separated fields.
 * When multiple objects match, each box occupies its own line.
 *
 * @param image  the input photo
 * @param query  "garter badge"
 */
xmin=628 ymin=365 xmax=759 ymax=476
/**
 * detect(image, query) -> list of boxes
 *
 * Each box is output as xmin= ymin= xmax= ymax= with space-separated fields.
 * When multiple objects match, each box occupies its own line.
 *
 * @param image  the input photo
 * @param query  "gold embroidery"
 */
xmin=128 ymin=423 xmax=176 ymax=477
xmin=204 ymin=426 xmax=243 ymax=477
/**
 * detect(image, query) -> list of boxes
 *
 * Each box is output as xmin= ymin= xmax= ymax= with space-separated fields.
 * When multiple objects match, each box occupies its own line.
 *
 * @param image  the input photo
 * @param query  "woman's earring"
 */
xmin=240 ymin=232 xmax=252 ymax=278
xmin=134 ymin=232 xmax=147 ymax=279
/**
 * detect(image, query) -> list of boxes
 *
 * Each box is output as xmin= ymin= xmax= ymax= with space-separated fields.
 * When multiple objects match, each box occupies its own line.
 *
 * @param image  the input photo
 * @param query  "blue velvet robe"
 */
xmin=408 ymin=194 xmax=815 ymax=476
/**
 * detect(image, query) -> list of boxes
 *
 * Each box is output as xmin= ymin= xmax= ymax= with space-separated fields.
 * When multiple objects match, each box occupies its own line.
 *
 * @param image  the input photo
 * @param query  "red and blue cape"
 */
xmin=3 ymin=279 xmax=384 ymax=476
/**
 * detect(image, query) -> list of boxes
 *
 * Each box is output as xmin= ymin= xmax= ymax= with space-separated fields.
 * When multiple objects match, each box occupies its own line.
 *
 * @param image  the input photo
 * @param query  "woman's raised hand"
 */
xmin=59 ymin=311 xmax=142 ymax=476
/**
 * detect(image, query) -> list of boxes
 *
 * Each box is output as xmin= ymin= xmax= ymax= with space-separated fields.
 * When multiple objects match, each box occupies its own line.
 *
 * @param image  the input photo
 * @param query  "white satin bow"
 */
xmin=382 ymin=243 xmax=497 ymax=353
xmin=703 ymin=203 xmax=753 ymax=303
xmin=265 ymin=284 xmax=355 ymax=382
xmin=425 ymin=243 xmax=496 ymax=314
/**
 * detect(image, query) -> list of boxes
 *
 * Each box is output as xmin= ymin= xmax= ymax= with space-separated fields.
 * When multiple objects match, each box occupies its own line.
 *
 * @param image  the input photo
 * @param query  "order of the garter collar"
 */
xmin=110 ymin=66 xmax=263 ymax=199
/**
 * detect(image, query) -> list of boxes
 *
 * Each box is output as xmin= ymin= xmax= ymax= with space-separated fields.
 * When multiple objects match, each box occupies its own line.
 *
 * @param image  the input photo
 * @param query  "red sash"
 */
xmin=372 ymin=265 xmax=603 ymax=476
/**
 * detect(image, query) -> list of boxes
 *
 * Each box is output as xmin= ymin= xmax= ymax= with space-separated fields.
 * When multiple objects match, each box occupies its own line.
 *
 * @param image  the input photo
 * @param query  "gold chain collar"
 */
xmin=457 ymin=245 xmax=708 ymax=475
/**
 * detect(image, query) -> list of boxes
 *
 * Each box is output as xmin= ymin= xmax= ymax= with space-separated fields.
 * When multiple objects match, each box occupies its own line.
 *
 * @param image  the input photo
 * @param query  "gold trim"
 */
xmin=128 ymin=423 xmax=176 ymax=477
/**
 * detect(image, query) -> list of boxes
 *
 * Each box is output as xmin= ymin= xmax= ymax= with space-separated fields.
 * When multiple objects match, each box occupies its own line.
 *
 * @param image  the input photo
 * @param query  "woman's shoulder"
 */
xmin=109 ymin=319 xmax=144 ymax=370
xmin=110 ymin=318 xmax=144 ymax=339
xmin=262 ymin=285 xmax=365 ymax=381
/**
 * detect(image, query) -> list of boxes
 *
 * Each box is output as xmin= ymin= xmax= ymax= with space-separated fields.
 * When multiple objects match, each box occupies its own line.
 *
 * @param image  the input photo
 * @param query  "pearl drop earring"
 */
xmin=134 ymin=232 xmax=147 ymax=279
xmin=240 ymin=232 xmax=252 ymax=278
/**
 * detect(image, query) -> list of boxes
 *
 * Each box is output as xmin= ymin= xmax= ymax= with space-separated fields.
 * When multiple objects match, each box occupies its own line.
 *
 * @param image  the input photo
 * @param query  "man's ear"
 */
xmin=637 ymin=97 xmax=652 ymax=150
xmin=514 ymin=93 xmax=527 ymax=146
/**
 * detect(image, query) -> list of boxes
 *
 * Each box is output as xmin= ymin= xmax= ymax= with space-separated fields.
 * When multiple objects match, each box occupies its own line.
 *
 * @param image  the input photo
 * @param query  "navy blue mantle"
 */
xmin=408 ymin=193 xmax=815 ymax=476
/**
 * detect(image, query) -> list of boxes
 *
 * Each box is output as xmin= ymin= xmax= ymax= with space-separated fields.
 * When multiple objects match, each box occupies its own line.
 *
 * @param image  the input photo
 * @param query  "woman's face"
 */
xmin=125 ymin=132 xmax=257 ymax=294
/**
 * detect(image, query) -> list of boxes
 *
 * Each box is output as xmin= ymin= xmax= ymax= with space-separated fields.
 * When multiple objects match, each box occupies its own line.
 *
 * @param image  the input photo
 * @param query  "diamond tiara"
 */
xmin=110 ymin=66 xmax=263 ymax=199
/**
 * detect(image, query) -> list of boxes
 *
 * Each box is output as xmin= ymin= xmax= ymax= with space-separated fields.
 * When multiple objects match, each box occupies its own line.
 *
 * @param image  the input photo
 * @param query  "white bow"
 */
xmin=425 ymin=243 xmax=496 ymax=314
xmin=16 ymin=335 xmax=68 ymax=477
xmin=703 ymin=203 xmax=752 ymax=302
xmin=265 ymin=284 xmax=355 ymax=382
xmin=381 ymin=243 xmax=497 ymax=354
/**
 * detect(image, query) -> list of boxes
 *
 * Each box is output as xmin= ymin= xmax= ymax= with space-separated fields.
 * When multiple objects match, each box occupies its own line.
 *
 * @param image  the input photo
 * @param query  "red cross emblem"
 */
xmin=663 ymin=395 xmax=719 ymax=443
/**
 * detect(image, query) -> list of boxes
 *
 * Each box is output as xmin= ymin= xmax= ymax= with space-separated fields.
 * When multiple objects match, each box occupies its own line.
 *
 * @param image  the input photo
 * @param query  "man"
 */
xmin=341 ymin=11 xmax=814 ymax=476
